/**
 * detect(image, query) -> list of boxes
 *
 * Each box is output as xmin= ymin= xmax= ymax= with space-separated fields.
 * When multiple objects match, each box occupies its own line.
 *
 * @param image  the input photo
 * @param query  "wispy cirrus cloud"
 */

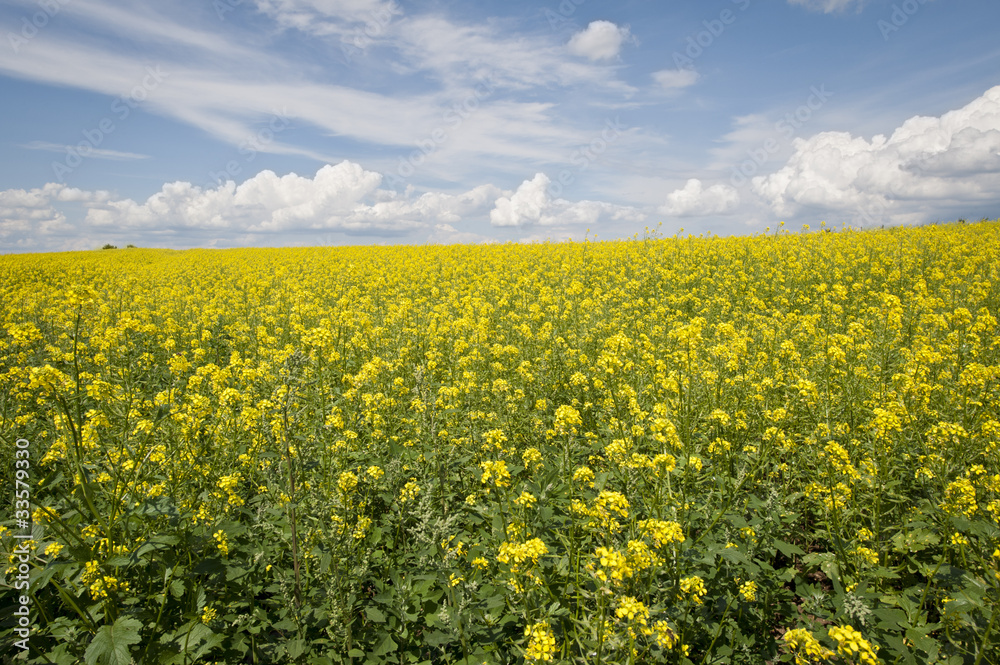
xmin=652 ymin=68 xmax=699 ymax=91
xmin=22 ymin=141 xmax=149 ymax=161
xmin=254 ymin=0 xmax=401 ymax=37
xmin=0 ymin=0 xmax=637 ymax=189
xmin=787 ymin=0 xmax=867 ymax=14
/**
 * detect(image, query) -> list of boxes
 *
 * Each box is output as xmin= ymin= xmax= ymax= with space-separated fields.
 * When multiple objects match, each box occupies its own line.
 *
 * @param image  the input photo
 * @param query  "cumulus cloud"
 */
xmin=0 ymin=184 xmax=81 ymax=251
xmin=787 ymin=0 xmax=866 ymax=13
xmin=752 ymin=85 xmax=1000 ymax=220
xmin=83 ymin=162 xmax=506 ymax=234
xmin=567 ymin=21 xmax=631 ymax=61
xmin=660 ymin=179 xmax=740 ymax=217
xmin=490 ymin=174 xmax=549 ymax=227
xmin=0 ymin=166 xmax=649 ymax=251
xmin=0 ymin=162 xmax=515 ymax=251
xmin=652 ymin=69 xmax=699 ymax=91
xmin=490 ymin=173 xmax=645 ymax=227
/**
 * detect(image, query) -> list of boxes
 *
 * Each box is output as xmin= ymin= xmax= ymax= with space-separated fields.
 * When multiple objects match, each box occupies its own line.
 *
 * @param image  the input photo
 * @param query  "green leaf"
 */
xmin=84 ymin=617 xmax=142 ymax=665
xmin=891 ymin=528 xmax=939 ymax=553
xmin=873 ymin=607 xmax=907 ymax=631
xmin=774 ymin=539 xmax=805 ymax=557
xmin=286 ymin=638 xmax=306 ymax=659
xmin=882 ymin=635 xmax=918 ymax=665
xmin=423 ymin=629 xmax=452 ymax=648
xmin=373 ymin=633 xmax=398 ymax=656
xmin=173 ymin=623 xmax=215 ymax=651
xmin=802 ymin=552 xmax=839 ymax=581
xmin=366 ymin=606 xmax=386 ymax=623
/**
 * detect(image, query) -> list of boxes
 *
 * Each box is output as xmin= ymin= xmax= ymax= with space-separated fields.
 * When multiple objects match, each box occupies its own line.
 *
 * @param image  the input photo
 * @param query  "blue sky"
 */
xmin=1 ymin=0 xmax=999 ymax=252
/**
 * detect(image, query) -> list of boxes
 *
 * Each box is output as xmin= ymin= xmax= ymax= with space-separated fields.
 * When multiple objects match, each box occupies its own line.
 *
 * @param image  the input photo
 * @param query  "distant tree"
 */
xmin=102 ymin=244 xmax=118 ymax=249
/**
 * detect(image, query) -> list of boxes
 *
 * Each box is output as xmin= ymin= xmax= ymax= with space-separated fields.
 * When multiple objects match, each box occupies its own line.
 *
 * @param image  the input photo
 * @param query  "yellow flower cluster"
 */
xmin=553 ymin=404 xmax=582 ymax=435
xmin=522 ymin=447 xmax=543 ymax=471
xmin=513 ymin=491 xmax=537 ymax=508
xmin=81 ymin=560 xmax=128 ymax=599
xmin=591 ymin=490 xmax=629 ymax=531
xmin=738 ymin=580 xmax=757 ymax=602
xmin=480 ymin=460 xmax=511 ymax=488
xmin=940 ymin=477 xmax=977 ymax=517
xmin=523 ymin=622 xmax=557 ymax=662
xmin=679 ymin=576 xmax=707 ymax=604
xmin=589 ymin=546 xmax=633 ymax=583
xmin=496 ymin=538 xmax=548 ymax=568
xmin=783 ymin=628 xmax=834 ymax=664
xmin=615 ymin=596 xmax=650 ymax=626
xmin=828 ymin=625 xmax=879 ymax=665
xmin=399 ymin=478 xmax=420 ymax=504
xmin=653 ymin=620 xmax=680 ymax=651
xmin=637 ymin=519 xmax=684 ymax=548
xmin=213 ymin=530 xmax=229 ymax=557
xmin=572 ymin=466 xmax=595 ymax=487
xmin=338 ymin=470 xmax=359 ymax=495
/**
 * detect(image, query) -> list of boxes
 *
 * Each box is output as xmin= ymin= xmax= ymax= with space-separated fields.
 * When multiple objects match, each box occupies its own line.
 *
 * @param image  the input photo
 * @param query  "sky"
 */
xmin=1 ymin=0 xmax=999 ymax=253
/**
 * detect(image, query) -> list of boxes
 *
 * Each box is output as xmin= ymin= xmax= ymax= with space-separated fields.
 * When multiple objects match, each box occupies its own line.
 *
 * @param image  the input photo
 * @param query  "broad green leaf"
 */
xmin=84 ymin=617 xmax=142 ymax=665
xmin=373 ymin=633 xmax=399 ymax=656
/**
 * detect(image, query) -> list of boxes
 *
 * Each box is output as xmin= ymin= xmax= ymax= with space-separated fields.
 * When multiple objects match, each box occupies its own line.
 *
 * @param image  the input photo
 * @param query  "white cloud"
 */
xmin=0 ymin=184 xmax=78 ymax=250
xmin=63 ymin=0 xmax=266 ymax=61
xmin=254 ymin=0 xmax=401 ymax=37
xmin=0 ymin=165 xmax=649 ymax=250
xmin=84 ymin=161 xmax=494 ymax=233
xmin=0 ymin=5 xmax=635 ymax=191
xmin=490 ymin=173 xmax=645 ymax=227
xmin=652 ymin=69 xmax=699 ymax=91
xmin=787 ymin=0 xmax=866 ymax=13
xmin=752 ymin=85 xmax=1000 ymax=220
xmin=660 ymin=179 xmax=740 ymax=217
xmin=395 ymin=16 xmax=633 ymax=94
xmin=22 ymin=141 xmax=149 ymax=161
xmin=0 ymin=164 xmax=556 ymax=250
xmin=490 ymin=174 xmax=550 ymax=227
xmin=567 ymin=21 xmax=631 ymax=62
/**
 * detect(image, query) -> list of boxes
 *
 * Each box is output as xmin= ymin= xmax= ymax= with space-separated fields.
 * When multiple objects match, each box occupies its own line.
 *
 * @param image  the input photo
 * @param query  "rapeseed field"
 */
xmin=2 ymin=221 xmax=999 ymax=664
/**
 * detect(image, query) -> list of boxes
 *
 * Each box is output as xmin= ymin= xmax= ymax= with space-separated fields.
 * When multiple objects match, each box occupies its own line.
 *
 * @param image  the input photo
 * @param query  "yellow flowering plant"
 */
xmin=1 ymin=220 xmax=998 ymax=663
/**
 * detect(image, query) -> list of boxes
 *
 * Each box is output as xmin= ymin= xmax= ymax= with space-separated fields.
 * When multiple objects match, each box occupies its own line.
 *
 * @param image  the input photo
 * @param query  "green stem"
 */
xmin=699 ymin=594 xmax=737 ymax=665
xmin=972 ymin=603 xmax=998 ymax=665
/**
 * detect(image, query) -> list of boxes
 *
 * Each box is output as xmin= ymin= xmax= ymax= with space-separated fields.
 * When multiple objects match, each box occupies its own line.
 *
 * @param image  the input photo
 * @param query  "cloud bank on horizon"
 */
xmin=0 ymin=0 xmax=998 ymax=252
